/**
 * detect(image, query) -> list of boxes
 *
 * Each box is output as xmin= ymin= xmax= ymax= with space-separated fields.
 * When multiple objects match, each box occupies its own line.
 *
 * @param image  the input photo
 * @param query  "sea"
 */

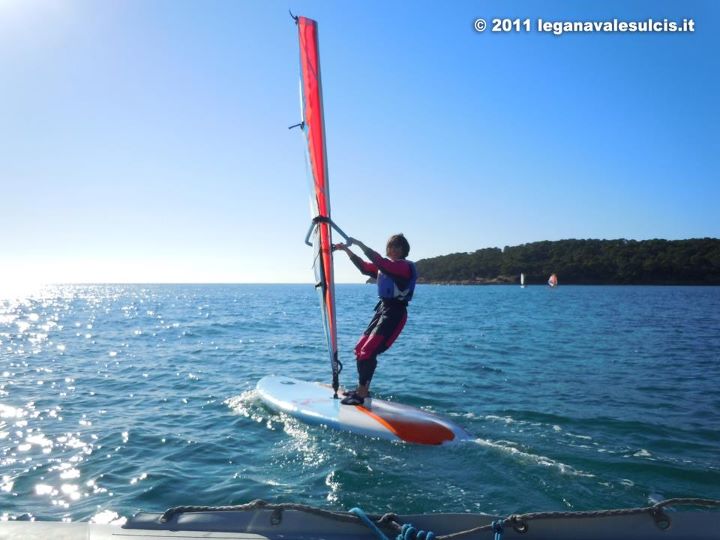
xmin=1 ymin=284 xmax=719 ymax=523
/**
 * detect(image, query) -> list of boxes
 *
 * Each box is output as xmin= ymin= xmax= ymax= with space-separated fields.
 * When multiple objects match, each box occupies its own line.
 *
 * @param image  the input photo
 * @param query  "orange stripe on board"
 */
xmin=355 ymin=406 xmax=455 ymax=445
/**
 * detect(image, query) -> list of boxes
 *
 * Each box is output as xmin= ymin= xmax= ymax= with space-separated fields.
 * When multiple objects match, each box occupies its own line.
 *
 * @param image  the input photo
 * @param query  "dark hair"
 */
xmin=387 ymin=234 xmax=410 ymax=258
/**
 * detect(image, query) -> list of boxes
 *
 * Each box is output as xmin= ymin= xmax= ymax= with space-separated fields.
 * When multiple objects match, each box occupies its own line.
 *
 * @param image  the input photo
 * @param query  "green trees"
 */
xmin=415 ymin=238 xmax=720 ymax=284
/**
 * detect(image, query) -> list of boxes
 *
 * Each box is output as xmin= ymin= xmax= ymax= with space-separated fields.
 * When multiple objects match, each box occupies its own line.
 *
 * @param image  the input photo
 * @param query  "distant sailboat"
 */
xmin=548 ymin=273 xmax=558 ymax=287
xmin=520 ymin=273 xmax=525 ymax=288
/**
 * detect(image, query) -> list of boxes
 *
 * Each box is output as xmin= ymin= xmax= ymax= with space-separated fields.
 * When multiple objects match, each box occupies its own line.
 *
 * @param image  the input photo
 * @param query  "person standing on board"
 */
xmin=333 ymin=234 xmax=417 ymax=405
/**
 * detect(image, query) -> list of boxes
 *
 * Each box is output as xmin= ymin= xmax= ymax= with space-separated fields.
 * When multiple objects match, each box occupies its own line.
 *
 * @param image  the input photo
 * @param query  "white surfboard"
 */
xmin=256 ymin=375 xmax=470 ymax=445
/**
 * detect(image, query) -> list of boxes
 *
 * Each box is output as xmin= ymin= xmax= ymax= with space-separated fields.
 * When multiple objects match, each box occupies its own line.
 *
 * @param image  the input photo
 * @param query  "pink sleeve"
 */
xmin=360 ymin=261 xmax=378 ymax=278
xmin=367 ymin=253 xmax=412 ymax=279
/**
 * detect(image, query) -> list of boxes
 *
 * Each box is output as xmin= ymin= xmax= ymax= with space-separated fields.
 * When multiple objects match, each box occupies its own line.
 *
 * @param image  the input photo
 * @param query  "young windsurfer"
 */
xmin=333 ymin=234 xmax=417 ymax=405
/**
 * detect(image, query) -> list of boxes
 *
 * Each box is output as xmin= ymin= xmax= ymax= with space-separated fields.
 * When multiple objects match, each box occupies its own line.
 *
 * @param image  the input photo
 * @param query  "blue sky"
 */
xmin=1 ymin=0 xmax=717 ymax=286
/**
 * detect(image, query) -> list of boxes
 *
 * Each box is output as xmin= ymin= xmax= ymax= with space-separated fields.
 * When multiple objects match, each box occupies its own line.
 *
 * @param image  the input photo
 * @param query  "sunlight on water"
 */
xmin=0 ymin=283 xmax=45 ymax=302
xmin=0 ymin=284 xmax=718 ymax=519
xmin=225 ymin=390 xmax=266 ymax=425
xmin=325 ymin=470 xmax=341 ymax=504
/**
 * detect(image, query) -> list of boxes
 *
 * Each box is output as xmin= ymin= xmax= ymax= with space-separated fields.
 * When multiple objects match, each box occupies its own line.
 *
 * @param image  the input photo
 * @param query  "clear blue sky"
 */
xmin=1 ymin=0 xmax=717 ymax=286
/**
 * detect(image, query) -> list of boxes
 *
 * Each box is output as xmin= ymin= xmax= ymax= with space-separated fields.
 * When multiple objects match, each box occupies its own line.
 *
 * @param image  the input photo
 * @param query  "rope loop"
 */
xmin=378 ymin=512 xmax=400 ymax=525
xmin=394 ymin=523 xmax=436 ymax=540
xmin=491 ymin=519 xmax=504 ymax=540
xmin=349 ymin=507 xmax=390 ymax=540
xmin=398 ymin=523 xmax=416 ymax=540
xmin=650 ymin=507 xmax=671 ymax=530
xmin=508 ymin=513 xmax=529 ymax=534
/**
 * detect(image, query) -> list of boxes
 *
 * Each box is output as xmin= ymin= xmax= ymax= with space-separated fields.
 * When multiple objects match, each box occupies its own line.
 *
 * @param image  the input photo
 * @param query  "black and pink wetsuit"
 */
xmin=347 ymin=247 xmax=417 ymax=387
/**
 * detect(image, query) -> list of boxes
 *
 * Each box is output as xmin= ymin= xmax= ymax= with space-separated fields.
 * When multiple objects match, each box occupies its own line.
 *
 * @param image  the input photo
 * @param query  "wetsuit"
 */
xmin=347 ymin=247 xmax=416 ymax=387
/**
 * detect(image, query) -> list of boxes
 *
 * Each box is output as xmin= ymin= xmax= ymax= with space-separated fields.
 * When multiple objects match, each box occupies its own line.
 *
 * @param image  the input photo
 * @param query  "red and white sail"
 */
xmin=296 ymin=17 xmax=341 ymax=393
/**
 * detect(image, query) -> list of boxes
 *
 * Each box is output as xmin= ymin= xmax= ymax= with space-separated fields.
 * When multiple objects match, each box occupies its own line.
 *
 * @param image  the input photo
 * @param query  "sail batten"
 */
xmin=296 ymin=17 xmax=340 ymax=393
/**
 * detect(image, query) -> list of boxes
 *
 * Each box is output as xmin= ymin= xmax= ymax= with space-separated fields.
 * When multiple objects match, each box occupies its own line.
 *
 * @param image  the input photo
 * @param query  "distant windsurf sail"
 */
xmin=520 ymin=273 xmax=525 ymax=287
xmin=294 ymin=16 xmax=346 ymax=395
xmin=548 ymin=273 xmax=558 ymax=287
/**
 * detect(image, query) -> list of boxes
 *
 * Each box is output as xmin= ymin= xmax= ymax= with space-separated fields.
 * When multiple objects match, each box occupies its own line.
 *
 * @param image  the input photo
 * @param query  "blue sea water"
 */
xmin=1 ymin=284 xmax=719 ymax=523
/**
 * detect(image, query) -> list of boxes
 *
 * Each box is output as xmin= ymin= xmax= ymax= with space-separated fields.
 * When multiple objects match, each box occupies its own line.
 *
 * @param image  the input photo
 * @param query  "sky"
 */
xmin=0 ymin=0 xmax=718 ymax=286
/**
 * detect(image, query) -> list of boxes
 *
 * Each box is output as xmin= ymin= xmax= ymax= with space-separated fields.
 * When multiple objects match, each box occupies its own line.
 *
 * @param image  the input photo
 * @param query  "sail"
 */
xmin=296 ymin=17 xmax=341 ymax=393
xmin=520 ymin=273 xmax=525 ymax=287
xmin=548 ymin=273 xmax=558 ymax=287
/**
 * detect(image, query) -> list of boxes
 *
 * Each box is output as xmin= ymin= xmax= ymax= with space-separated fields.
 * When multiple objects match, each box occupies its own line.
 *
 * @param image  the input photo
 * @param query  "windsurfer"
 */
xmin=333 ymin=234 xmax=417 ymax=405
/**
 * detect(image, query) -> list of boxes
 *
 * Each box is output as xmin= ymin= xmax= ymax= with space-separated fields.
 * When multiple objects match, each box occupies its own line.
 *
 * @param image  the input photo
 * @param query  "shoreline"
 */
xmin=416 ymin=279 xmax=720 ymax=286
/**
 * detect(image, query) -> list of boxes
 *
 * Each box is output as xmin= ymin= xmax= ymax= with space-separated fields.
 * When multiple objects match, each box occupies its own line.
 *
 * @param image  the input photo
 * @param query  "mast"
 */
xmin=294 ymin=16 xmax=341 ymax=395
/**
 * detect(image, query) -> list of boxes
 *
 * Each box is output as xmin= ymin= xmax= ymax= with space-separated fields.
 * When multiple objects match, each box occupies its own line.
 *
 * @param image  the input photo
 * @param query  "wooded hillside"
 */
xmin=415 ymin=238 xmax=720 ymax=285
